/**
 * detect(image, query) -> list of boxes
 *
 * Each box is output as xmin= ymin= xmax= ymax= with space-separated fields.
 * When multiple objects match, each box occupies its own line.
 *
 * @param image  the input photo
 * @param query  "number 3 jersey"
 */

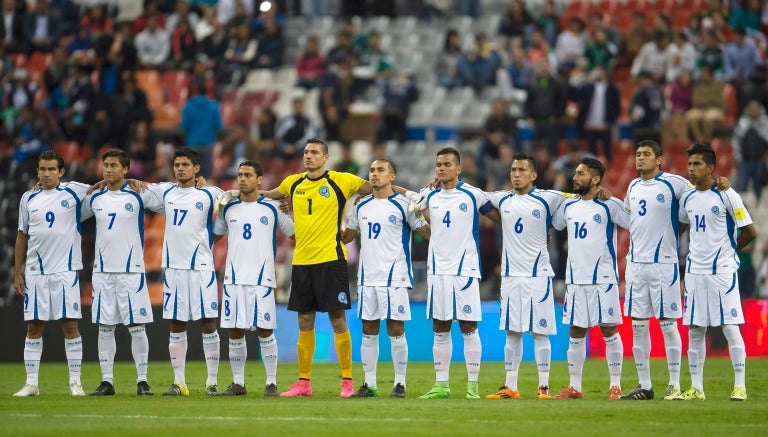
xmin=347 ymin=193 xmax=427 ymax=288
xmin=553 ymin=197 xmax=629 ymax=284
xmin=82 ymin=183 xmax=163 ymax=273
xmin=213 ymin=195 xmax=294 ymax=286
xmin=679 ymin=187 xmax=753 ymax=274
xmin=18 ymin=182 xmax=90 ymax=275
xmin=151 ymin=183 xmax=224 ymax=271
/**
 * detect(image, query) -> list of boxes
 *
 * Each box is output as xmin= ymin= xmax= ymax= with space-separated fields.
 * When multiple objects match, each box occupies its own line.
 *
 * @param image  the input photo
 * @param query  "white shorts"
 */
xmin=220 ymin=284 xmax=277 ymax=330
xmin=683 ymin=272 xmax=744 ymax=327
xmin=92 ymin=273 xmax=153 ymax=325
xmin=499 ymin=276 xmax=556 ymax=335
xmin=562 ymin=284 xmax=623 ymax=328
xmin=624 ymin=262 xmax=682 ymax=319
xmin=162 ymin=269 xmax=219 ymax=321
xmin=426 ymin=275 xmax=481 ymax=321
xmin=357 ymin=285 xmax=411 ymax=321
xmin=23 ymin=272 xmax=82 ymax=321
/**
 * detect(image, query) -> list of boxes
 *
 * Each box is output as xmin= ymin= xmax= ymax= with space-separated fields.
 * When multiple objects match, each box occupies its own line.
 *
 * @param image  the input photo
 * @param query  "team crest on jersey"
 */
xmin=73 ymin=303 xmax=79 ymax=311
xmin=264 ymin=312 xmax=271 ymax=321
xmin=319 ymin=186 xmax=330 ymax=198
xmin=463 ymin=305 xmax=471 ymax=313
xmin=539 ymin=318 xmax=547 ymax=327
xmin=731 ymin=308 xmax=738 ymax=317
xmin=532 ymin=209 xmax=541 ymax=218
xmin=655 ymin=194 xmax=664 ymax=203
xmin=711 ymin=206 xmax=720 ymax=215
xmin=211 ymin=302 xmax=218 ymax=310
xmin=260 ymin=216 xmax=269 ymax=225
xmin=125 ymin=203 xmax=134 ymax=212
xmin=607 ymin=307 xmax=614 ymax=316
xmin=195 ymin=201 xmax=204 ymax=211
xmin=670 ymin=302 xmax=678 ymax=311
xmin=139 ymin=308 xmax=147 ymax=316
xmin=338 ymin=292 xmax=348 ymax=304
xmin=61 ymin=199 xmax=69 ymax=208
xmin=389 ymin=214 xmax=397 ymax=224
xmin=398 ymin=305 xmax=405 ymax=314
xmin=593 ymin=214 xmax=602 ymax=223
xmin=459 ymin=203 xmax=468 ymax=212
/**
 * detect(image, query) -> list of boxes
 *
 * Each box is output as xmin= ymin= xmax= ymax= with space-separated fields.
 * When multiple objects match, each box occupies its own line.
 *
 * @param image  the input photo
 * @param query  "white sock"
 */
xmin=660 ymin=320 xmax=682 ymax=388
xmin=229 ymin=337 xmax=247 ymax=386
xmin=129 ymin=325 xmax=150 ymax=383
xmin=361 ymin=334 xmax=379 ymax=388
xmin=567 ymin=337 xmax=586 ymax=392
xmin=504 ymin=331 xmax=522 ymax=390
xmin=688 ymin=325 xmax=707 ymax=392
xmin=98 ymin=325 xmax=116 ymax=384
xmin=463 ymin=330 xmax=481 ymax=383
xmin=433 ymin=332 xmax=452 ymax=382
xmin=632 ymin=320 xmax=652 ymax=389
xmin=533 ymin=334 xmax=551 ymax=388
xmin=259 ymin=335 xmax=278 ymax=386
xmin=64 ymin=337 xmax=83 ymax=385
xmin=722 ymin=325 xmax=746 ymax=389
xmin=24 ymin=337 xmax=43 ymax=387
xmin=390 ymin=334 xmax=408 ymax=387
xmin=605 ymin=333 xmax=623 ymax=388
xmin=169 ymin=332 xmax=187 ymax=385
xmin=202 ymin=331 xmax=220 ymax=386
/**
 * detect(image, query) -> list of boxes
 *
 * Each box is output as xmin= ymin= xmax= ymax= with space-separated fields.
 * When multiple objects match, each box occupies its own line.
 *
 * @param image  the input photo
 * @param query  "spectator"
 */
xmin=630 ymin=71 xmax=665 ymax=142
xmin=357 ymin=31 xmax=393 ymax=77
xmin=326 ymin=30 xmax=355 ymax=67
xmin=724 ymin=27 xmax=763 ymax=83
xmin=733 ymin=99 xmax=768 ymax=201
xmin=217 ymin=0 xmax=253 ymax=27
xmin=736 ymin=64 xmax=768 ymax=117
xmin=708 ymin=11 xmax=733 ymax=44
xmin=275 ymin=90 xmax=321 ymax=159
xmin=631 ymin=31 xmax=673 ymax=83
xmin=194 ymin=4 xmax=216 ymax=41
xmin=295 ymin=36 xmax=326 ymax=89
xmin=457 ymin=32 xmax=501 ymax=91
xmin=686 ymin=65 xmax=725 ymax=141
xmin=223 ymin=24 xmax=256 ymax=86
xmin=577 ymin=66 xmax=620 ymax=162
xmin=496 ymin=47 xmax=533 ymax=102
xmin=188 ymin=53 xmax=215 ymax=97
xmin=668 ymin=69 xmax=694 ymax=114
xmin=3 ymin=69 xmax=36 ymax=132
xmin=169 ymin=18 xmax=197 ymax=71
xmin=180 ymin=83 xmax=222 ymax=178
xmin=478 ymin=99 xmax=517 ymax=170
xmin=307 ymin=0 xmax=331 ymax=19
xmin=166 ymin=0 xmax=199 ymax=34
xmin=667 ymin=31 xmax=697 ymax=83
xmin=110 ymin=21 xmax=139 ymax=73
xmin=23 ymin=0 xmax=63 ymax=53
xmin=498 ymin=0 xmax=533 ymax=51
xmin=435 ymin=29 xmax=463 ymax=89
xmin=67 ymin=26 xmax=92 ymax=55
xmin=378 ymin=72 xmax=419 ymax=143
xmin=454 ymin=0 xmax=481 ymax=18
xmin=255 ymin=105 xmax=278 ymax=157
xmin=536 ymin=0 xmax=559 ymax=47
xmin=652 ymin=13 xmax=673 ymax=39
xmin=333 ymin=141 xmax=362 ymax=176
xmin=253 ymin=18 xmax=284 ymax=69
xmin=122 ymin=76 xmax=153 ymax=125
xmin=62 ymin=65 xmax=96 ymax=146
xmin=683 ymin=12 xmax=702 ymax=47
xmin=697 ymin=30 xmax=724 ymax=79
xmin=224 ymin=0 xmax=250 ymax=35
xmin=221 ymin=121 xmax=257 ymax=176
xmin=135 ymin=14 xmax=170 ymax=68
xmin=588 ymin=12 xmax=621 ymax=50
xmin=81 ymin=3 xmax=113 ymax=39
xmin=526 ymin=28 xmax=550 ymax=64
xmin=554 ymin=17 xmax=586 ymax=72
xmin=584 ymin=28 xmax=617 ymax=71
xmin=0 ymin=0 xmax=25 ymax=53
xmin=525 ymin=59 xmax=567 ymax=157
xmin=730 ymin=0 xmax=762 ymax=33
xmin=43 ymin=45 xmax=69 ymax=96
xmin=318 ymin=58 xmax=366 ymax=141
xmin=198 ymin=19 xmax=229 ymax=82
xmin=133 ymin=1 xmax=166 ymax=36
xmin=620 ymin=11 xmax=650 ymax=67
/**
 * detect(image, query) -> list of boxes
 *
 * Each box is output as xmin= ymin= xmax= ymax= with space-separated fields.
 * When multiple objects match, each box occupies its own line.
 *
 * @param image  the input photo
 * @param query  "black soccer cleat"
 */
xmin=137 ymin=381 xmax=155 ymax=396
xmin=620 ymin=384 xmax=654 ymax=400
xmin=390 ymin=383 xmax=406 ymax=398
xmin=264 ymin=383 xmax=278 ymax=397
xmin=90 ymin=381 xmax=115 ymax=396
xmin=349 ymin=383 xmax=379 ymax=398
xmin=222 ymin=383 xmax=247 ymax=396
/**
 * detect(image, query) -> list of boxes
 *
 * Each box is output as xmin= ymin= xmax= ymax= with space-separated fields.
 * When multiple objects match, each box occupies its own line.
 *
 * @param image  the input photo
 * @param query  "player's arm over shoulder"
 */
xmin=268 ymin=173 xmax=304 ymax=199
xmin=331 ymin=170 xmax=368 ymax=197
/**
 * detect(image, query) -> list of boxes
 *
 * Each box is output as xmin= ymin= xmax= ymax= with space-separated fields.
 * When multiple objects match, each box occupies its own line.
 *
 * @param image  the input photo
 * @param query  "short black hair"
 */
xmin=239 ymin=160 xmax=264 ymax=176
xmin=512 ymin=152 xmax=537 ymax=171
xmin=580 ymin=157 xmax=605 ymax=179
xmin=38 ymin=150 xmax=64 ymax=170
xmin=306 ymin=138 xmax=328 ymax=154
xmin=436 ymin=146 xmax=461 ymax=165
xmin=173 ymin=146 xmax=201 ymax=166
xmin=102 ymin=148 xmax=130 ymax=169
xmin=372 ymin=158 xmax=397 ymax=175
xmin=635 ymin=139 xmax=662 ymax=157
xmin=686 ymin=142 xmax=716 ymax=167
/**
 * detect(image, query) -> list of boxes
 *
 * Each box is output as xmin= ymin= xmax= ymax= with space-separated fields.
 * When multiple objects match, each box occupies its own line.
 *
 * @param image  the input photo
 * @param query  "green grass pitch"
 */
xmin=2 ymin=359 xmax=766 ymax=436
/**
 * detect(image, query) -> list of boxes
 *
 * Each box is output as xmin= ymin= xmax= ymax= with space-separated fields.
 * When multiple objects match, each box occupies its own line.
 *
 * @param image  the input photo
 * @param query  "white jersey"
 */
xmin=18 ymin=182 xmax=90 ymax=275
xmin=420 ymin=182 xmax=493 ymax=278
xmin=553 ymin=197 xmax=630 ymax=284
xmin=214 ymin=195 xmax=294 ymax=286
xmin=348 ymin=193 xmax=427 ymax=287
xmin=679 ymin=187 xmax=753 ymax=275
xmin=488 ymin=188 xmax=569 ymax=277
xmin=625 ymin=172 xmax=691 ymax=263
xmin=82 ymin=182 xmax=163 ymax=273
xmin=151 ymin=183 xmax=224 ymax=271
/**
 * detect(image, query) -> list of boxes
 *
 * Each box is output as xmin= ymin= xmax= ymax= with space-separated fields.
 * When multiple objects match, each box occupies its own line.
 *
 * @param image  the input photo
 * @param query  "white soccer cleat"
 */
xmin=405 ymin=190 xmax=426 ymax=213
xmin=213 ymin=190 xmax=240 ymax=214
xmin=70 ymin=382 xmax=86 ymax=396
xmin=13 ymin=384 xmax=40 ymax=397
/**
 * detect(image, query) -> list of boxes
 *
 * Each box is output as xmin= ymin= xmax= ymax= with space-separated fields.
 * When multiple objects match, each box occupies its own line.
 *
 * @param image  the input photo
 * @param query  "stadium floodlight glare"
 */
xmin=260 ymin=1 xmax=272 ymax=12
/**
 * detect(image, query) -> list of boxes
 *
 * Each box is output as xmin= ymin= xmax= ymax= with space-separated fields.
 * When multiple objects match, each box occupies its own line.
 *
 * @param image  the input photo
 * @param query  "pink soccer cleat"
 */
xmin=340 ymin=379 xmax=354 ymax=398
xmin=279 ymin=379 xmax=312 ymax=397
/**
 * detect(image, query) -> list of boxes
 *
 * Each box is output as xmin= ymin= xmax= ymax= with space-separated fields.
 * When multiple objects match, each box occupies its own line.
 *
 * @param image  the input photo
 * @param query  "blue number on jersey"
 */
xmin=442 ymin=211 xmax=451 ymax=227
xmin=45 ymin=211 xmax=55 ymax=228
xmin=172 ymin=209 xmax=188 ymax=226
xmin=514 ymin=217 xmax=523 ymax=234
xmin=367 ymin=222 xmax=381 ymax=239
xmin=242 ymin=223 xmax=252 ymax=240
xmin=694 ymin=214 xmax=706 ymax=232
xmin=107 ymin=212 xmax=117 ymax=229
xmin=638 ymin=199 xmax=647 ymax=216
xmin=574 ymin=221 xmax=588 ymax=239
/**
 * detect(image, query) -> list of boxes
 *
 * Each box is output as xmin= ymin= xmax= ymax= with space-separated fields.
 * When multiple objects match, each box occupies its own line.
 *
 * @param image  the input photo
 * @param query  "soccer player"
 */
xmin=484 ymin=152 xmax=569 ymax=400
xmin=82 ymin=149 xmax=163 ymax=396
xmin=151 ymin=147 xmax=224 ymax=396
xmin=13 ymin=150 xmax=89 ymax=397
xmin=341 ymin=158 xmax=430 ymax=398
xmin=213 ymin=161 xmax=294 ymax=396
xmin=678 ymin=143 xmax=756 ymax=401
xmin=414 ymin=147 xmax=500 ymax=400
xmin=552 ymin=157 xmax=629 ymax=400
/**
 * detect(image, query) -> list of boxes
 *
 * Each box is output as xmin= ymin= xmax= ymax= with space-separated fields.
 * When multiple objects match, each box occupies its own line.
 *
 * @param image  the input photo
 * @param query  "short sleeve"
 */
xmin=205 ymin=185 xmax=224 ymax=200
xmin=213 ymin=207 xmax=228 ymax=235
xmin=723 ymin=189 xmax=753 ymax=228
xmin=277 ymin=209 xmax=295 ymax=237
xmin=81 ymin=193 xmax=95 ymax=221
xmin=278 ymin=173 xmax=302 ymax=198
xmin=334 ymin=171 xmax=367 ymax=199
xmin=607 ymin=197 xmax=630 ymax=229
xmin=552 ymin=201 xmax=567 ymax=231
xmin=347 ymin=203 xmax=360 ymax=231
xmin=62 ymin=181 xmax=90 ymax=201
xmin=671 ymin=176 xmax=693 ymax=199
xmin=18 ymin=192 xmax=31 ymax=233
xmin=473 ymin=188 xmax=493 ymax=213
xmin=141 ymin=184 xmax=165 ymax=213
xmin=678 ymin=199 xmax=690 ymax=224
xmin=487 ymin=191 xmax=506 ymax=209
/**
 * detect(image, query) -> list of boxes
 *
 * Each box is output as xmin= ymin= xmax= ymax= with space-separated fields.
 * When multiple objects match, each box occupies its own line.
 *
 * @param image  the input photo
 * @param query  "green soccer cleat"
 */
xmin=163 ymin=383 xmax=189 ymax=396
xmin=349 ymin=383 xmax=379 ymax=398
xmin=465 ymin=382 xmax=480 ymax=400
xmin=419 ymin=382 xmax=451 ymax=399
xmin=681 ymin=387 xmax=706 ymax=401
xmin=663 ymin=385 xmax=684 ymax=400
xmin=730 ymin=386 xmax=747 ymax=401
